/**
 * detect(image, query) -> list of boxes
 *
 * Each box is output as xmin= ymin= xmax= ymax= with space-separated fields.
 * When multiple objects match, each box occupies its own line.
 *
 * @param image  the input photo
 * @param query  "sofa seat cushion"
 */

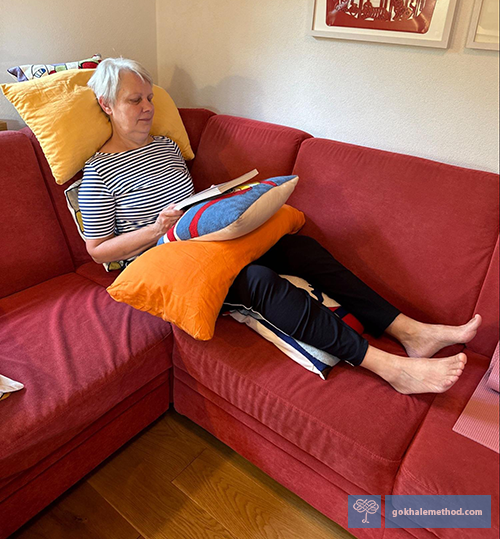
xmin=76 ymin=260 xmax=121 ymax=288
xmin=172 ymin=318 xmax=436 ymax=494
xmin=393 ymin=350 xmax=499 ymax=539
xmin=0 ymin=272 xmax=173 ymax=481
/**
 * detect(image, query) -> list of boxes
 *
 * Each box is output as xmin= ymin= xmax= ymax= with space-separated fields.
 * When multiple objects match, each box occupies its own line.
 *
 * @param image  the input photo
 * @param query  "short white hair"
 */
xmin=88 ymin=57 xmax=153 ymax=105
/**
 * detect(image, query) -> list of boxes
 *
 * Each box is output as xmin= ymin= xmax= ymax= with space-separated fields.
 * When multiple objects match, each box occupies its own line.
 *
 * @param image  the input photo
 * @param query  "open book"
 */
xmin=174 ymin=169 xmax=259 ymax=211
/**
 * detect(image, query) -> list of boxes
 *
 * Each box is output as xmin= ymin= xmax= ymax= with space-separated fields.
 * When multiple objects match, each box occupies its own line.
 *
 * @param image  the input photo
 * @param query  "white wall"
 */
xmin=156 ymin=0 xmax=499 ymax=173
xmin=0 ymin=0 xmax=158 ymax=130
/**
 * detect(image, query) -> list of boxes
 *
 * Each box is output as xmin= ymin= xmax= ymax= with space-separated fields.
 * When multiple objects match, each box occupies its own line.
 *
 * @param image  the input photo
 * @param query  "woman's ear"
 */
xmin=98 ymin=97 xmax=112 ymax=116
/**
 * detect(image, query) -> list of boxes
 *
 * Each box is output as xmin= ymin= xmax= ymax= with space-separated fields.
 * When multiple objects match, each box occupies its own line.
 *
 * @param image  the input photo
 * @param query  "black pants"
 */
xmin=222 ymin=235 xmax=400 ymax=366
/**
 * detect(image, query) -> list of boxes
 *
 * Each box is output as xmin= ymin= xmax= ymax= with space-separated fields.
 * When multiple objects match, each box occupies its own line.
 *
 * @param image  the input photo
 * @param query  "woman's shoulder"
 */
xmin=152 ymin=135 xmax=179 ymax=148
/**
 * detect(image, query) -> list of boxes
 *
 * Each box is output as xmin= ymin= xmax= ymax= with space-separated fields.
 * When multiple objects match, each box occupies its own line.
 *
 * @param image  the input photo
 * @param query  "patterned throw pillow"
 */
xmin=7 ymin=54 xmax=102 ymax=82
xmin=158 ymin=176 xmax=299 ymax=244
xmin=224 ymin=275 xmax=364 ymax=380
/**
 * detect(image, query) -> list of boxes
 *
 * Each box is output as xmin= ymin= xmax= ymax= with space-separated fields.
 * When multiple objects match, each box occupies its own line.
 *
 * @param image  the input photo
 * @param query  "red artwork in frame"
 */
xmin=326 ymin=0 xmax=437 ymax=34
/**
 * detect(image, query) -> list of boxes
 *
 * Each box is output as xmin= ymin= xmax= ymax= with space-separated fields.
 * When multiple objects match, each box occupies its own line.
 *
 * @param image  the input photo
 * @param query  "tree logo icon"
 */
xmin=353 ymin=498 xmax=380 ymax=523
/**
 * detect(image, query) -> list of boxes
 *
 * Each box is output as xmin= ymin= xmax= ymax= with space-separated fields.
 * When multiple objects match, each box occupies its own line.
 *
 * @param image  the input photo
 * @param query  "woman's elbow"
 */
xmin=85 ymin=238 xmax=113 ymax=265
xmin=87 ymin=249 xmax=108 ymax=265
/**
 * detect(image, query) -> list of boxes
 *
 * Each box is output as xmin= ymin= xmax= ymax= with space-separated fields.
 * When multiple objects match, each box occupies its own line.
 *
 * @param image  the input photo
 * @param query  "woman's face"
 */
xmin=101 ymin=71 xmax=154 ymax=139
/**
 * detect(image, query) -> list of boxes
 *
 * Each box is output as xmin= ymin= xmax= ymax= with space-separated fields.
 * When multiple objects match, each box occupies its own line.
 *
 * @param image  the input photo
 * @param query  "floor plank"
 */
xmin=169 ymin=412 xmax=355 ymax=538
xmin=11 ymin=410 xmax=354 ymax=539
xmin=11 ymin=482 xmax=142 ymax=539
xmin=87 ymin=416 xmax=236 ymax=539
xmin=173 ymin=445 xmax=354 ymax=539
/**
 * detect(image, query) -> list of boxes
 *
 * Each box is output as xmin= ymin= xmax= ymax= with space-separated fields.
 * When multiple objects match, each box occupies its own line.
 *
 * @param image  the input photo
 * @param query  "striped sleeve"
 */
xmin=78 ymin=162 xmax=116 ymax=239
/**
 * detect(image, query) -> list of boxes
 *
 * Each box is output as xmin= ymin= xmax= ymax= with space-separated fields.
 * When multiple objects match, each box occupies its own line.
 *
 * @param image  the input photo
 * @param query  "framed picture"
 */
xmin=466 ymin=0 xmax=499 ymax=51
xmin=309 ymin=0 xmax=458 ymax=48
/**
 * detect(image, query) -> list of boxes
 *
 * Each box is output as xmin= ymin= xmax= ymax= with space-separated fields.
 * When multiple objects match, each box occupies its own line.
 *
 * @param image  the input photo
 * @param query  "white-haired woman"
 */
xmin=79 ymin=57 xmax=481 ymax=395
xmin=80 ymin=58 xmax=190 ymax=266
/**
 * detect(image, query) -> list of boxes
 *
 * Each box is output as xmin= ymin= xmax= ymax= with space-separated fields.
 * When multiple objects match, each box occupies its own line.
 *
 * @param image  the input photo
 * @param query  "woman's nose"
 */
xmin=143 ymin=99 xmax=154 ymax=112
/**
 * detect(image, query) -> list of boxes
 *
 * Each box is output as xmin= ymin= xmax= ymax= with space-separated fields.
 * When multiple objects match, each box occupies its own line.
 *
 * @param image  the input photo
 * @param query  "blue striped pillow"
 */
xmin=158 ymin=175 xmax=298 ymax=244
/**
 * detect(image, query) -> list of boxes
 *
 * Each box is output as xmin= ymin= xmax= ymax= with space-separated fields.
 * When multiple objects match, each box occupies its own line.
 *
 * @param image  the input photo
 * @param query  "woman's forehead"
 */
xmin=119 ymin=72 xmax=153 ymax=95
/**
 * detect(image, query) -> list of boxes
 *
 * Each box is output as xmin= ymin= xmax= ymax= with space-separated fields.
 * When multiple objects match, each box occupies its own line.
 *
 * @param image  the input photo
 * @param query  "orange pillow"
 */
xmin=107 ymin=205 xmax=305 ymax=340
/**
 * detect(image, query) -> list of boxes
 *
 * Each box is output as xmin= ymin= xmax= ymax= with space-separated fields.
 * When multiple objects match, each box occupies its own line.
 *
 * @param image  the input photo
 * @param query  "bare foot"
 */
xmin=395 ymin=314 xmax=482 ymax=358
xmin=361 ymin=346 xmax=467 ymax=395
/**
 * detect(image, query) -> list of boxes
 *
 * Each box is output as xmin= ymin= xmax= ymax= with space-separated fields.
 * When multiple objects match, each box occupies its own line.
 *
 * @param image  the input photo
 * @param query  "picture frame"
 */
xmin=309 ymin=0 xmax=458 ymax=48
xmin=466 ymin=0 xmax=499 ymax=51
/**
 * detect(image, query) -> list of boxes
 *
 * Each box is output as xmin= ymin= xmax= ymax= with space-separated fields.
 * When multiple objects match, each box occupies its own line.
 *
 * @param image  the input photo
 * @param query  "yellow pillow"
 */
xmin=1 ymin=69 xmax=194 ymax=185
xmin=107 ymin=205 xmax=306 ymax=341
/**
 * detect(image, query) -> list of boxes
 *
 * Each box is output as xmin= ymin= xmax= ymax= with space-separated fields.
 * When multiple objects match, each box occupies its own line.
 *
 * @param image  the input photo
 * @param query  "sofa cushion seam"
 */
xmin=173 ymin=361 xmax=403 ymax=465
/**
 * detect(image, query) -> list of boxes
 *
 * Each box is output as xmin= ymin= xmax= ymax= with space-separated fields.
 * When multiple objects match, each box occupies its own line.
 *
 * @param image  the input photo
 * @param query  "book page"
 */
xmin=174 ymin=169 xmax=259 ymax=210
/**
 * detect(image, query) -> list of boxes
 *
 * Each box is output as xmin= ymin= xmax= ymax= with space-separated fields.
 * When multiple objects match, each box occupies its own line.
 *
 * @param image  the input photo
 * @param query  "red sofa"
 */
xmin=0 ymin=109 xmax=498 ymax=539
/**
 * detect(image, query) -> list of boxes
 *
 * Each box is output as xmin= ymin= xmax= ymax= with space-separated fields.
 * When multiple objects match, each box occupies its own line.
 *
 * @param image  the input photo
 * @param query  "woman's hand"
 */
xmin=85 ymin=204 xmax=185 ymax=264
xmin=151 ymin=204 xmax=184 ymax=238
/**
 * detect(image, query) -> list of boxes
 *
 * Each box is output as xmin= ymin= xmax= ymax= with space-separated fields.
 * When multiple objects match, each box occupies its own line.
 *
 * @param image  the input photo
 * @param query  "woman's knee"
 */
xmin=240 ymin=264 xmax=278 ymax=289
xmin=233 ymin=264 xmax=281 ymax=306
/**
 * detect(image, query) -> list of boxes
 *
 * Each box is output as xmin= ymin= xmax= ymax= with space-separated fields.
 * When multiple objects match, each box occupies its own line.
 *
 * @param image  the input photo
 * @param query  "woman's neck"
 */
xmin=100 ymin=130 xmax=153 ymax=154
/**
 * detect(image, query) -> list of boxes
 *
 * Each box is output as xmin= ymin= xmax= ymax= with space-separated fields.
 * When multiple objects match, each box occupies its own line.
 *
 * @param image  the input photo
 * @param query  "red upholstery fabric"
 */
xmin=21 ymin=127 xmax=92 ymax=268
xmin=173 ymin=378 xmax=384 ymax=539
xmin=172 ymin=319 xmax=435 ymax=494
xmin=291 ymin=139 xmax=500 ymax=328
xmin=470 ymin=237 xmax=500 ymax=358
xmin=0 ymin=131 xmax=74 ymax=297
xmin=392 ymin=351 xmax=499 ymax=539
xmin=178 ymin=107 xmax=216 ymax=156
xmin=0 ymin=272 xmax=173 ymax=480
xmin=0 ymin=376 xmax=170 ymax=539
xmin=174 ymin=366 xmax=371 ymax=496
xmin=189 ymin=115 xmax=312 ymax=191
xmin=76 ymin=260 xmax=121 ymax=288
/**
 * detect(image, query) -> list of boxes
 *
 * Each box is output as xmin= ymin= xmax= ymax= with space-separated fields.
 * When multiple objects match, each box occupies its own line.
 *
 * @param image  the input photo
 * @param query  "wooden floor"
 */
xmin=12 ymin=410 xmax=355 ymax=539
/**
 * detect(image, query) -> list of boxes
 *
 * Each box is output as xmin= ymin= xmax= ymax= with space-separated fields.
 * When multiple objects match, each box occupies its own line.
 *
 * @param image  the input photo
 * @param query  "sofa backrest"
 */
xmin=179 ymin=108 xmax=216 ymax=158
xmin=470 ymin=237 xmax=499 ymax=358
xmin=189 ymin=115 xmax=312 ymax=191
xmin=289 ymin=138 xmax=500 ymax=342
xmin=21 ymin=128 xmax=92 ymax=268
xmin=0 ymin=131 xmax=74 ymax=298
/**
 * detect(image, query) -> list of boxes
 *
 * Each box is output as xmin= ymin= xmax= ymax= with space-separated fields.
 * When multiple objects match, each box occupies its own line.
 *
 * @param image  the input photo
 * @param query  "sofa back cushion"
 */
xmin=0 ymin=132 xmax=74 ymax=298
xmin=178 ymin=108 xmax=216 ymax=157
xmin=189 ymin=115 xmax=312 ymax=191
xmin=290 ymin=138 xmax=500 ymax=328
xmin=21 ymin=128 xmax=92 ymax=268
xmin=470 ymin=238 xmax=499 ymax=358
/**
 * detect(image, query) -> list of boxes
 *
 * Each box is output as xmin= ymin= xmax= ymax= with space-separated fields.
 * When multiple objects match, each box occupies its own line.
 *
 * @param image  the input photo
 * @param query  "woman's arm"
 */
xmin=86 ymin=205 xmax=183 ymax=264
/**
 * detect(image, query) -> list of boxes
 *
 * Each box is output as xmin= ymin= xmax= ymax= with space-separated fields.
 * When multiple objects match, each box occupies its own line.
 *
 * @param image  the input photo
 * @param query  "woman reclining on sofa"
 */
xmin=79 ymin=57 xmax=481 ymax=395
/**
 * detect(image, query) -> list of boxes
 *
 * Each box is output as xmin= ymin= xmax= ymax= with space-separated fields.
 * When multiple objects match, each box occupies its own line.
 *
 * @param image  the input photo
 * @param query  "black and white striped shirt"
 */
xmin=79 ymin=136 xmax=194 ymax=239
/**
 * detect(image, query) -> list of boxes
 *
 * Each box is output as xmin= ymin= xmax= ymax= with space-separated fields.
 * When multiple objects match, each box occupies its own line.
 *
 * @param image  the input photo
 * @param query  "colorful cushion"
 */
xmin=64 ymin=179 xmax=129 ymax=272
xmin=158 ymin=176 xmax=298 ymax=244
xmin=107 ymin=205 xmax=306 ymax=341
xmin=224 ymin=275 xmax=364 ymax=380
xmin=7 ymin=54 xmax=102 ymax=82
xmin=0 ymin=69 xmax=194 ymax=185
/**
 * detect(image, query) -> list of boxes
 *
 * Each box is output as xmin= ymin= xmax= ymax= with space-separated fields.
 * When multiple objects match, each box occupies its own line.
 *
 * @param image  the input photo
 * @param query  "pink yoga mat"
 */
xmin=453 ymin=366 xmax=499 ymax=454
